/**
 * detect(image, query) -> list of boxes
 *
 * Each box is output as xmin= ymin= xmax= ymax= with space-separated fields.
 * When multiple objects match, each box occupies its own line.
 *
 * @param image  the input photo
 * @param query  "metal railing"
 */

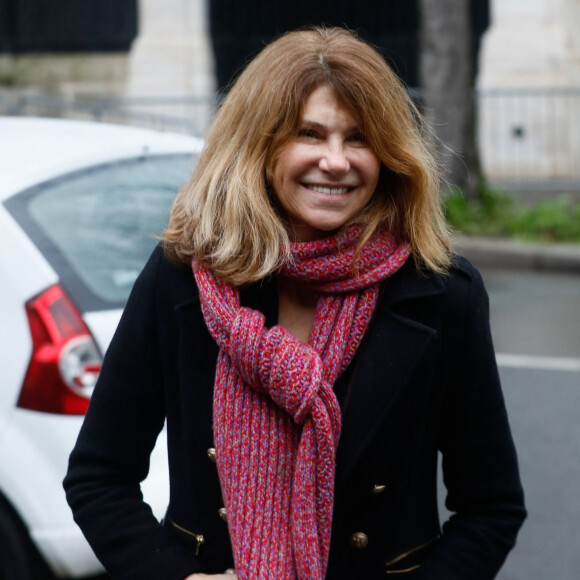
xmin=2 ymin=87 xmax=580 ymax=191
xmin=0 ymin=91 xmax=219 ymax=136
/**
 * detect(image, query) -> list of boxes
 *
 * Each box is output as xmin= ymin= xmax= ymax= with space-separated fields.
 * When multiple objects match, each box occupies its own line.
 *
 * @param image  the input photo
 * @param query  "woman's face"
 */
xmin=271 ymin=84 xmax=381 ymax=242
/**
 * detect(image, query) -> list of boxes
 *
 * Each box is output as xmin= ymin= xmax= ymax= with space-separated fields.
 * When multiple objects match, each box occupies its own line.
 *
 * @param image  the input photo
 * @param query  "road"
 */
xmin=473 ymin=268 xmax=580 ymax=579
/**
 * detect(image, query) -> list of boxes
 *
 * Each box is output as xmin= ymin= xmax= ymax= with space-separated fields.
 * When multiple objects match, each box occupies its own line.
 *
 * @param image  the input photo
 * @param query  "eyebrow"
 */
xmin=299 ymin=120 xmax=362 ymax=134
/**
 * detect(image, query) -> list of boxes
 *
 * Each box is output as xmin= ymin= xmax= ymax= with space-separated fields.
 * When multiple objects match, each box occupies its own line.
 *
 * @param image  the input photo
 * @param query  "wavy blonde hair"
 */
xmin=163 ymin=26 xmax=450 ymax=285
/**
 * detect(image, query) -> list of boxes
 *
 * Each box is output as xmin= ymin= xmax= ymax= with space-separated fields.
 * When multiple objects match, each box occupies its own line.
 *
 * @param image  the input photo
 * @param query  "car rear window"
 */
xmin=5 ymin=154 xmax=196 ymax=311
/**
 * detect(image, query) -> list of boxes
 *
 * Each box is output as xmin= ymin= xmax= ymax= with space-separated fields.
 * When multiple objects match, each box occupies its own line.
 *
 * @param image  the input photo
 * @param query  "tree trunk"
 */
xmin=419 ymin=0 xmax=480 ymax=199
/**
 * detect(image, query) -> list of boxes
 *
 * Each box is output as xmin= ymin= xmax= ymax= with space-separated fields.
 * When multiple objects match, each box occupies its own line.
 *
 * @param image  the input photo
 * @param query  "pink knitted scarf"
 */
xmin=193 ymin=226 xmax=411 ymax=579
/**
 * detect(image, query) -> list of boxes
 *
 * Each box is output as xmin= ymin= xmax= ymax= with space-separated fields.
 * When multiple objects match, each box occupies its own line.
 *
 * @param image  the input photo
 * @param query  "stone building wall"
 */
xmin=477 ymin=0 xmax=580 ymax=183
xmin=125 ymin=0 xmax=215 ymax=97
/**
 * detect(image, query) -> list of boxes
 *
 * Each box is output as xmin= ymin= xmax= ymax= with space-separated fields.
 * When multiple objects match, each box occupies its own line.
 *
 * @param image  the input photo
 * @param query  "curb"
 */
xmin=453 ymin=236 xmax=580 ymax=274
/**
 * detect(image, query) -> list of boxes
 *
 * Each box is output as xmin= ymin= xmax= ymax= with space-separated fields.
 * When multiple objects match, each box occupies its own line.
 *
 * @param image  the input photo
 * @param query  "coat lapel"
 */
xmin=175 ymin=296 xmax=219 ymax=376
xmin=335 ymin=265 xmax=446 ymax=494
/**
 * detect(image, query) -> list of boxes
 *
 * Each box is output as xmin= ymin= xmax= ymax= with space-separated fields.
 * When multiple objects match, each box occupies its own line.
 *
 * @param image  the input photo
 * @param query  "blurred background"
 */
xmin=1 ymin=0 xmax=579 ymax=578
xmin=2 ymin=0 xmax=580 ymax=198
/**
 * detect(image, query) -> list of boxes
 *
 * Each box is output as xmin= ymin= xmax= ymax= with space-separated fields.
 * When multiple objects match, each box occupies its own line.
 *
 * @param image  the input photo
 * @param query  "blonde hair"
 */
xmin=163 ymin=26 xmax=450 ymax=285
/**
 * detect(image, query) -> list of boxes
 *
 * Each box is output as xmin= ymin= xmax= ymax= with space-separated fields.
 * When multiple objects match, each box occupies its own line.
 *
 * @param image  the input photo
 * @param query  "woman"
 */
xmin=64 ymin=27 xmax=526 ymax=579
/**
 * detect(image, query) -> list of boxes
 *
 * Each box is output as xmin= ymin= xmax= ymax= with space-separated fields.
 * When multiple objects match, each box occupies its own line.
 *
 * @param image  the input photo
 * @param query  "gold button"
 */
xmin=207 ymin=448 xmax=217 ymax=463
xmin=194 ymin=534 xmax=204 ymax=557
xmin=224 ymin=569 xmax=236 ymax=575
xmin=371 ymin=484 xmax=387 ymax=495
xmin=218 ymin=507 xmax=227 ymax=521
xmin=349 ymin=532 xmax=369 ymax=549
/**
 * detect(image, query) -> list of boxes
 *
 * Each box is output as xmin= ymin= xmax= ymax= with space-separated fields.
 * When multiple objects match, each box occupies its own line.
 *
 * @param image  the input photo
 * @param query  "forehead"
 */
xmin=300 ymin=85 xmax=361 ymax=129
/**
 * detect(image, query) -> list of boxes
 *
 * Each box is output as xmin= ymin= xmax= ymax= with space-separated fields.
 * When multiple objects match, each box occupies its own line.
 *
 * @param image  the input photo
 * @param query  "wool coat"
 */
xmin=64 ymin=244 xmax=526 ymax=579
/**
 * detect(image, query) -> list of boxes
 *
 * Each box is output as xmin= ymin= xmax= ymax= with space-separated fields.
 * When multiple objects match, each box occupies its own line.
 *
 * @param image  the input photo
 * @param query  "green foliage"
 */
xmin=444 ymin=185 xmax=580 ymax=243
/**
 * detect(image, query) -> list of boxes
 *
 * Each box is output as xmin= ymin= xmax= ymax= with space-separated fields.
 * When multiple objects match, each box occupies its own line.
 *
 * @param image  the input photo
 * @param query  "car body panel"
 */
xmin=83 ymin=309 xmax=125 ymax=355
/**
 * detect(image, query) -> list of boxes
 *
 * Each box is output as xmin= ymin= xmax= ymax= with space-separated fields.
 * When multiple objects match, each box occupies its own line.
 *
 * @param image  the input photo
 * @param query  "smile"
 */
xmin=306 ymin=184 xmax=352 ymax=195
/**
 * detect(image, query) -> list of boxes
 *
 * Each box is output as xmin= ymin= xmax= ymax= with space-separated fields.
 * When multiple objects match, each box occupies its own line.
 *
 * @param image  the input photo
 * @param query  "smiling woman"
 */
xmin=271 ymin=85 xmax=381 ymax=242
xmin=64 ymin=26 xmax=526 ymax=580
xmin=163 ymin=26 xmax=450 ymax=286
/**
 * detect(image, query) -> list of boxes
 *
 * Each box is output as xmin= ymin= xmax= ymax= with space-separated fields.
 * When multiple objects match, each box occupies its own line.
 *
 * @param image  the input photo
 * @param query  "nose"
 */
xmin=319 ymin=142 xmax=350 ymax=174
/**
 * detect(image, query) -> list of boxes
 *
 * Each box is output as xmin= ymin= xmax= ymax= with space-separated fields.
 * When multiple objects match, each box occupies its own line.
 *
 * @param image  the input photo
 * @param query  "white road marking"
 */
xmin=496 ymin=353 xmax=580 ymax=372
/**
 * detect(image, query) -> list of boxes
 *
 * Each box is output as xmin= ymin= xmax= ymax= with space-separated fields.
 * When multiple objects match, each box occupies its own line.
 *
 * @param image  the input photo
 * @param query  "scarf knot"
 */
xmin=229 ymin=308 xmax=328 ymax=426
xmin=259 ymin=326 xmax=325 ymax=425
xmin=193 ymin=226 xmax=411 ymax=579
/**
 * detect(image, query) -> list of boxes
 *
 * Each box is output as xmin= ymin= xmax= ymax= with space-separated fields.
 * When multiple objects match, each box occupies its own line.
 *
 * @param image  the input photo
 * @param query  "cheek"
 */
xmin=271 ymin=148 xmax=299 ymax=196
xmin=270 ymin=166 xmax=286 ymax=204
xmin=363 ymin=153 xmax=382 ymax=187
xmin=270 ymin=168 xmax=293 ymax=215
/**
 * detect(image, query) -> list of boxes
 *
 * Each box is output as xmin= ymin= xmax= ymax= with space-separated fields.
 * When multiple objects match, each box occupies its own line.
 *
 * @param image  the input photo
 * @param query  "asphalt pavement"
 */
xmin=498 ymin=366 xmax=580 ymax=580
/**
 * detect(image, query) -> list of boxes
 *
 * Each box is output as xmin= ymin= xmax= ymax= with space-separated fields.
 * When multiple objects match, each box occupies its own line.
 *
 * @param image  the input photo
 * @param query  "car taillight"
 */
xmin=17 ymin=285 xmax=102 ymax=415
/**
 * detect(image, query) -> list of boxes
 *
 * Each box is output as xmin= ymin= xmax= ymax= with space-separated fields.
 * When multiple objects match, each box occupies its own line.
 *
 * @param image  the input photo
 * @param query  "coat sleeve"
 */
xmin=413 ymin=264 xmax=526 ymax=579
xmin=63 ymin=246 xmax=203 ymax=580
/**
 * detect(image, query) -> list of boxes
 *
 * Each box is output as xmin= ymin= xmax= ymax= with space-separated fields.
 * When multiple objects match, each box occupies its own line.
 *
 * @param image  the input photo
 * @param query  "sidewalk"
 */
xmin=454 ymin=236 xmax=580 ymax=274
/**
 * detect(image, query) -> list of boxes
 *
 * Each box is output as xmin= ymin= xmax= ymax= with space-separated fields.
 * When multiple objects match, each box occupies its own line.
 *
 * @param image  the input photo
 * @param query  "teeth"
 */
xmin=309 ymin=185 xmax=350 ymax=195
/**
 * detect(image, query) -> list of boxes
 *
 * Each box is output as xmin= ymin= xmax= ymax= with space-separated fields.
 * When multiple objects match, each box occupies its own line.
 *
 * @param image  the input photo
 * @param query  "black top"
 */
xmin=64 ymin=246 xmax=526 ymax=579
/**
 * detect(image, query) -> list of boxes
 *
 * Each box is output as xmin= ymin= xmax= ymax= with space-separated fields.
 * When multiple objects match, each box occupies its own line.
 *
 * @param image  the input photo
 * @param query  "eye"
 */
xmin=298 ymin=127 xmax=319 ymax=139
xmin=348 ymin=131 xmax=368 ymax=145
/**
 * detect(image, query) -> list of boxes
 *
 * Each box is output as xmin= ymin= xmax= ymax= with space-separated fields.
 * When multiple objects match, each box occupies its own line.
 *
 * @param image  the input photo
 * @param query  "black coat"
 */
xmin=64 ymin=245 xmax=526 ymax=579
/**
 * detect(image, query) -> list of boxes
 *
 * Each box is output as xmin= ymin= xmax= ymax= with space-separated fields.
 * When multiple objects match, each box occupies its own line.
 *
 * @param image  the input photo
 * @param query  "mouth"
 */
xmin=305 ymin=184 xmax=353 ymax=195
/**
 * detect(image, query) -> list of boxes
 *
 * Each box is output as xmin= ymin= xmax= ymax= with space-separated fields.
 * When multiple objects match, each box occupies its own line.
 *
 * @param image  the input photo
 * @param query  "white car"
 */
xmin=0 ymin=117 xmax=203 ymax=579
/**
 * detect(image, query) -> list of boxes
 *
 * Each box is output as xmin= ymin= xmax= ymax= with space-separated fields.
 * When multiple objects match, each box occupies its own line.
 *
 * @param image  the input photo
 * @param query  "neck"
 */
xmin=277 ymin=278 xmax=320 ymax=343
